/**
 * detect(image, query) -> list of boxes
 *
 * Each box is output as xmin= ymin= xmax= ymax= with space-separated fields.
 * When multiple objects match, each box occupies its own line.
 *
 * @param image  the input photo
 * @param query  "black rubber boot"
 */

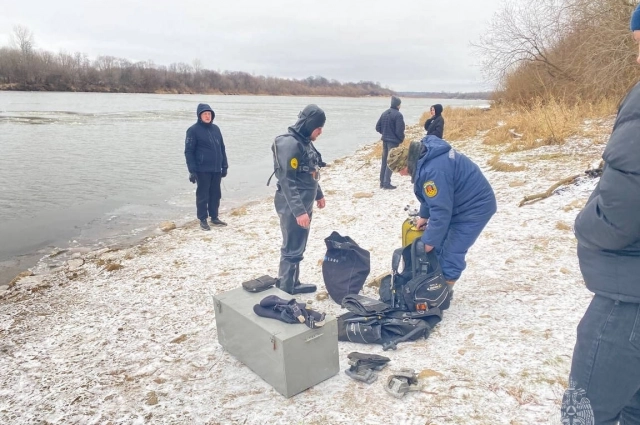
xmin=292 ymin=265 xmax=316 ymax=294
xmin=291 ymin=283 xmax=317 ymax=294
xmin=277 ymin=261 xmax=297 ymax=294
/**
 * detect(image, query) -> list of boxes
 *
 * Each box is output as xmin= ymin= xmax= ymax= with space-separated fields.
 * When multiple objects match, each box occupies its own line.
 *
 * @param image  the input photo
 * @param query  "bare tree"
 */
xmin=10 ymin=25 xmax=35 ymax=56
xmin=192 ymin=58 xmax=202 ymax=73
xmin=475 ymin=0 xmax=640 ymax=104
xmin=0 ymin=41 xmax=394 ymax=95
xmin=473 ymin=0 xmax=570 ymax=81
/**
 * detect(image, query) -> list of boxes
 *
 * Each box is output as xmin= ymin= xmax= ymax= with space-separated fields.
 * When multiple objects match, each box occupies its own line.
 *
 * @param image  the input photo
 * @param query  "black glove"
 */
xmin=221 ymin=168 xmax=228 ymax=178
xmin=189 ymin=173 xmax=197 ymax=184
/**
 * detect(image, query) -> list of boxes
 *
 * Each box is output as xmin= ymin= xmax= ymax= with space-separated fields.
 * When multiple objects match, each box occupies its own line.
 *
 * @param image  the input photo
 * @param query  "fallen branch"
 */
xmin=518 ymin=174 xmax=582 ymax=207
xmin=518 ymin=160 xmax=604 ymax=207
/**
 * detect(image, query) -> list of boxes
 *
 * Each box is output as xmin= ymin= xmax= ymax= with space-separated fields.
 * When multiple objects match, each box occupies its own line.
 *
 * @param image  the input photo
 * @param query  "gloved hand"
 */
xmin=221 ymin=168 xmax=228 ymax=178
xmin=189 ymin=173 xmax=197 ymax=184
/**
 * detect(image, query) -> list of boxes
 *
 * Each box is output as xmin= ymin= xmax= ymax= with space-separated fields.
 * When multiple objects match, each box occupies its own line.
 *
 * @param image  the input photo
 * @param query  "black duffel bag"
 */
xmin=337 ymin=294 xmax=442 ymax=351
xmin=322 ymin=231 xmax=371 ymax=304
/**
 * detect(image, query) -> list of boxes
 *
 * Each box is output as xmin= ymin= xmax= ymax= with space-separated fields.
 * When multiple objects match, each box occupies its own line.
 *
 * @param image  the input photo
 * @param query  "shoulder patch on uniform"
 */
xmin=290 ymin=158 xmax=298 ymax=170
xmin=449 ymin=149 xmax=455 ymax=159
xmin=424 ymin=180 xmax=438 ymax=198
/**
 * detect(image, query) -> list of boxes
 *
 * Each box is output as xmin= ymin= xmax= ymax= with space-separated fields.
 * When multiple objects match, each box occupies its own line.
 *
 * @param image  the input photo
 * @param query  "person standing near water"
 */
xmin=424 ymin=104 xmax=444 ymax=139
xmin=271 ymin=104 xmax=327 ymax=295
xmin=375 ymin=95 xmax=405 ymax=190
xmin=184 ymin=103 xmax=229 ymax=231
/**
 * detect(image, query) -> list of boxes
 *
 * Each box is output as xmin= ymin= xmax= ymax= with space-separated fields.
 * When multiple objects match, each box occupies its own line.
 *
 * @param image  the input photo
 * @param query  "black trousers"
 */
xmin=195 ymin=172 xmax=222 ymax=221
xmin=563 ymin=295 xmax=640 ymax=424
xmin=380 ymin=141 xmax=394 ymax=186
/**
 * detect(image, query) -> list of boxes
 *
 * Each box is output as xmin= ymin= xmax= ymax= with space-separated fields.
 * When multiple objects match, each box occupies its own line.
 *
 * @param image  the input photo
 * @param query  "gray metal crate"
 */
xmin=214 ymin=286 xmax=339 ymax=398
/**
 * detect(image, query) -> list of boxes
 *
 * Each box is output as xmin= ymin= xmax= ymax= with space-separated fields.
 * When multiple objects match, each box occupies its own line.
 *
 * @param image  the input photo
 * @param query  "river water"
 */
xmin=0 ymin=92 xmax=487 ymax=284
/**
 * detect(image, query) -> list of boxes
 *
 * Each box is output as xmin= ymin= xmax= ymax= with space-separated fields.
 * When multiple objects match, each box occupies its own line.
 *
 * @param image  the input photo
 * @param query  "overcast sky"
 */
xmin=0 ymin=0 xmax=507 ymax=92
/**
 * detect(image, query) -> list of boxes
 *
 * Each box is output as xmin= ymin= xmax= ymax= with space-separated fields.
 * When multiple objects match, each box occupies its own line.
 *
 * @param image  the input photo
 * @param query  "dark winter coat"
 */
xmin=424 ymin=104 xmax=444 ymax=139
xmin=574 ymin=82 xmax=640 ymax=303
xmin=375 ymin=100 xmax=405 ymax=146
xmin=184 ymin=103 xmax=228 ymax=174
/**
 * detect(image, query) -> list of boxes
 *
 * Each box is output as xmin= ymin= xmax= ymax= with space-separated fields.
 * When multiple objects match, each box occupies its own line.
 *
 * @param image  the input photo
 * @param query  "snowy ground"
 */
xmin=0 ymin=124 xmax=609 ymax=425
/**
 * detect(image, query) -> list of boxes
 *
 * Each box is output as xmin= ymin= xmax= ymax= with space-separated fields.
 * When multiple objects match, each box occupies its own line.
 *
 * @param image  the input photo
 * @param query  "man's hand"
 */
xmin=416 ymin=217 xmax=428 ymax=230
xmin=189 ymin=173 xmax=197 ymax=184
xmin=316 ymin=197 xmax=326 ymax=209
xmin=221 ymin=168 xmax=228 ymax=178
xmin=424 ymin=244 xmax=434 ymax=253
xmin=296 ymin=213 xmax=311 ymax=229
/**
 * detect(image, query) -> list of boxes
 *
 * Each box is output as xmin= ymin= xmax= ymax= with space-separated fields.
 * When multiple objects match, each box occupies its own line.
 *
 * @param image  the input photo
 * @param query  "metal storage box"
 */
xmin=214 ymin=286 xmax=339 ymax=398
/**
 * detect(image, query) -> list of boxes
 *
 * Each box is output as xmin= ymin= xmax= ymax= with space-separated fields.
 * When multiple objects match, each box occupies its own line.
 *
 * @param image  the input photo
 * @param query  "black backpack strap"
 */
xmin=391 ymin=247 xmax=404 ymax=273
xmin=382 ymin=319 xmax=431 ymax=351
xmin=266 ymin=170 xmax=276 ymax=186
xmin=412 ymin=240 xmax=443 ymax=275
xmin=426 ymin=249 xmax=443 ymax=274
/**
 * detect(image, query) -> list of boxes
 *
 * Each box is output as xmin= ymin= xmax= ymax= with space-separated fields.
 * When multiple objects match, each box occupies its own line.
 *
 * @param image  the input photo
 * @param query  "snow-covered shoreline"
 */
xmin=0 ymin=123 xmax=607 ymax=424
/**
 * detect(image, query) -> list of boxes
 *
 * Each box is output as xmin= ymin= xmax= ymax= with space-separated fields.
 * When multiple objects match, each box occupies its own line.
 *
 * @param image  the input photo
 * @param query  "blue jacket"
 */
xmin=575 ymin=82 xmax=640 ymax=303
xmin=375 ymin=105 xmax=405 ymax=146
xmin=413 ymin=136 xmax=497 ymax=247
xmin=184 ymin=103 xmax=228 ymax=174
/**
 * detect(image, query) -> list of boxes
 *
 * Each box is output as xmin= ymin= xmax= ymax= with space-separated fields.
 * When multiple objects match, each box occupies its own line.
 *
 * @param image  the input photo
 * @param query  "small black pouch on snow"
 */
xmin=242 ymin=275 xmax=278 ymax=293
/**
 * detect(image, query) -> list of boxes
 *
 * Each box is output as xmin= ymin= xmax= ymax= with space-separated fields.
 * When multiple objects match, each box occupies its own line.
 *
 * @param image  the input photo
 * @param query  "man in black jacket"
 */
xmin=184 ymin=103 xmax=229 ymax=231
xmin=375 ymin=96 xmax=405 ymax=190
xmin=561 ymin=6 xmax=640 ymax=423
xmin=271 ymin=105 xmax=327 ymax=294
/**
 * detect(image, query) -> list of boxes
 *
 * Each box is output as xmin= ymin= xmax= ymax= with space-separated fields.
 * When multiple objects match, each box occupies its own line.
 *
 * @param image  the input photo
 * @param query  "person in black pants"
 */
xmin=375 ymin=96 xmax=405 ymax=190
xmin=184 ymin=103 xmax=229 ymax=231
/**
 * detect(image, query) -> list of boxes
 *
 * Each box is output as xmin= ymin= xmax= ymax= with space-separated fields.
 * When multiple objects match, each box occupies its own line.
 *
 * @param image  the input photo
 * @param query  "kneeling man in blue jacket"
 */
xmin=388 ymin=136 xmax=497 ymax=288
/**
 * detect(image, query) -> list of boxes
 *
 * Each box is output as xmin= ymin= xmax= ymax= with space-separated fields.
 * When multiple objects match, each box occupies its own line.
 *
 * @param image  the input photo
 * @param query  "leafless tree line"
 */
xmin=475 ymin=0 xmax=640 ymax=105
xmin=0 ymin=26 xmax=392 ymax=97
xmin=397 ymin=91 xmax=492 ymax=99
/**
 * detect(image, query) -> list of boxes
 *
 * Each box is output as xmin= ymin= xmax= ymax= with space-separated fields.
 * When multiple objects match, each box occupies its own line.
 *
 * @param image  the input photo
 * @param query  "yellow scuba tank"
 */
xmin=402 ymin=206 xmax=424 ymax=247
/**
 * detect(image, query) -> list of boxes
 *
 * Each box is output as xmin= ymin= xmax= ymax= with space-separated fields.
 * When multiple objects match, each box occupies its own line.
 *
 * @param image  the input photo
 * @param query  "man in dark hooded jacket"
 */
xmin=184 ymin=103 xmax=229 ymax=231
xmin=271 ymin=105 xmax=327 ymax=295
xmin=424 ymin=104 xmax=444 ymax=139
xmin=387 ymin=136 xmax=496 ymax=287
xmin=375 ymin=96 xmax=405 ymax=190
xmin=561 ymin=6 xmax=640 ymax=423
